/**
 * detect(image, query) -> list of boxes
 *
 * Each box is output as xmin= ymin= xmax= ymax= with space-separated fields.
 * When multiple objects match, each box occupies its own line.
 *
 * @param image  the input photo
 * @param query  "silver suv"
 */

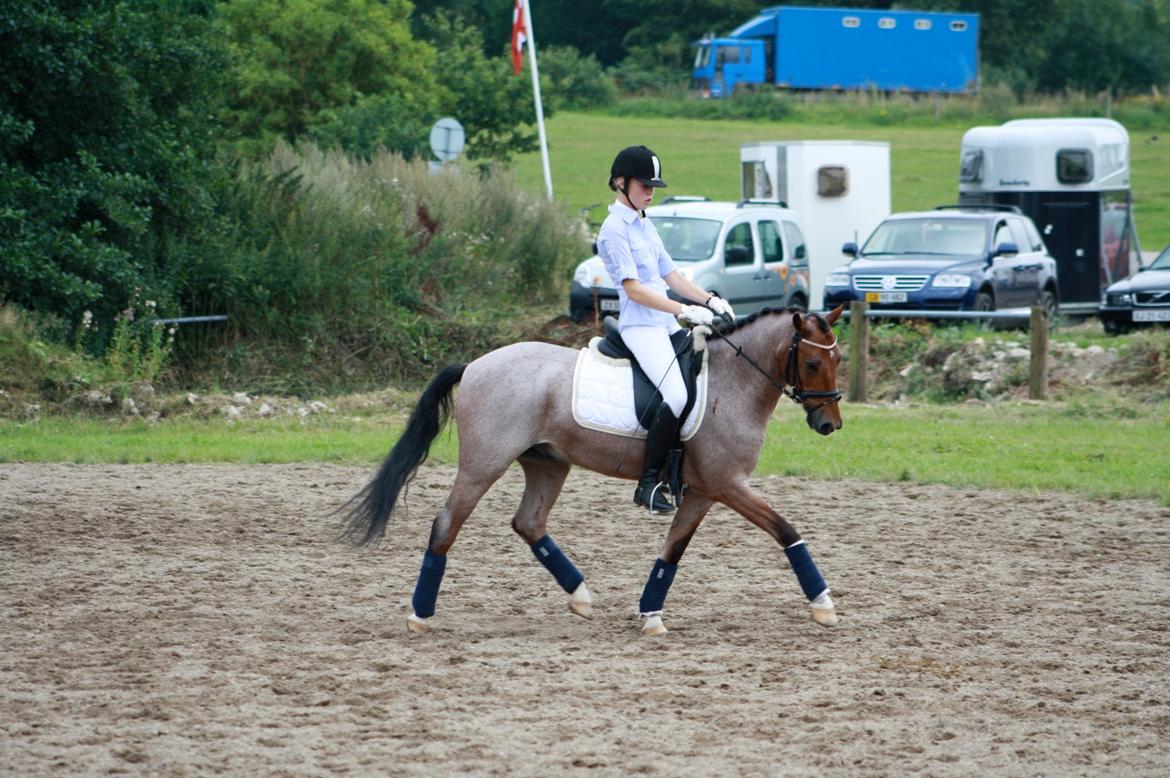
xmin=569 ymin=198 xmax=813 ymax=322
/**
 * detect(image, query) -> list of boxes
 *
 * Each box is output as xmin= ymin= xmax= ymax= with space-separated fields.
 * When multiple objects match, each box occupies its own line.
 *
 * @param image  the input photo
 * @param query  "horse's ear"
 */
xmin=826 ymin=303 xmax=846 ymax=326
xmin=792 ymin=311 xmax=804 ymax=331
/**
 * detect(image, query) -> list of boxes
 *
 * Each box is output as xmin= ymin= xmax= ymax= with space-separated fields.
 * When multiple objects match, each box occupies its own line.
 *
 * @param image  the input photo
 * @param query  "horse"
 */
xmin=341 ymin=305 xmax=846 ymax=637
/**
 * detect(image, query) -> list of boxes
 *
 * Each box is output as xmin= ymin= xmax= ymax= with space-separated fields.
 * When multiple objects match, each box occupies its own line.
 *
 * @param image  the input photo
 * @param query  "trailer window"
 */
xmin=878 ymin=18 xmax=896 ymax=29
xmin=783 ymin=222 xmax=808 ymax=267
xmin=1057 ymin=149 xmax=1093 ymax=184
xmin=914 ymin=19 xmax=932 ymax=30
xmin=959 ymin=150 xmax=983 ymax=183
xmin=950 ymin=20 xmax=968 ymax=32
xmin=817 ymin=165 xmax=848 ymax=198
xmin=841 ymin=16 xmax=860 ymax=28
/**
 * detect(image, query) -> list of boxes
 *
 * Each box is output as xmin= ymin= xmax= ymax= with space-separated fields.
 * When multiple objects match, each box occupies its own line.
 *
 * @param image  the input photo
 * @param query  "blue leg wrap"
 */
xmin=530 ymin=535 xmax=585 ymax=593
xmin=638 ymin=558 xmax=678 ymax=615
xmin=784 ymin=540 xmax=828 ymax=602
xmin=411 ymin=549 xmax=447 ymax=618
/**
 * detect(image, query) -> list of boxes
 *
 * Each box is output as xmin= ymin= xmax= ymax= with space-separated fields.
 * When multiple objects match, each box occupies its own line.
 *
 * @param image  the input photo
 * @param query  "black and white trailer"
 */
xmin=958 ymin=118 xmax=1142 ymax=313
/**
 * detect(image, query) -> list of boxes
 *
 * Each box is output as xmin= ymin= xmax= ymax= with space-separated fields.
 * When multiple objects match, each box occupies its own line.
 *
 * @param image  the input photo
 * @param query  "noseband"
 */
xmin=709 ymin=317 xmax=842 ymax=412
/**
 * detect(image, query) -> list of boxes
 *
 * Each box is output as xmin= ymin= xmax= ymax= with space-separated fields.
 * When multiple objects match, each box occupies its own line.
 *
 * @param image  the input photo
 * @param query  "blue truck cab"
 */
xmin=693 ymin=38 xmax=765 ymax=98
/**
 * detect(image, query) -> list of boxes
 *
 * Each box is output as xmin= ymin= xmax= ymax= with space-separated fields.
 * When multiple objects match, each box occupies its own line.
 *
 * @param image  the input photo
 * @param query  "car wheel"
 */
xmin=788 ymin=294 xmax=808 ymax=313
xmin=1102 ymin=319 xmax=1127 ymax=336
xmin=1039 ymin=289 xmax=1058 ymax=327
xmin=973 ymin=291 xmax=995 ymax=330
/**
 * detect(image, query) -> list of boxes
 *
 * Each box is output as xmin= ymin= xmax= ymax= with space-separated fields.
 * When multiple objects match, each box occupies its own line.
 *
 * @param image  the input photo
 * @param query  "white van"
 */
xmin=569 ymin=198 xmax=812 ymax=322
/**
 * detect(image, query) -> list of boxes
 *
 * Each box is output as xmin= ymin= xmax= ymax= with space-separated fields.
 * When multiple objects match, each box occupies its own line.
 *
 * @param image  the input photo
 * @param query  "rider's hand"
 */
xmin=678 ymin=304 xmax=715 ymax=327
xmin=706 ymin=294 xmax=735 ymax=321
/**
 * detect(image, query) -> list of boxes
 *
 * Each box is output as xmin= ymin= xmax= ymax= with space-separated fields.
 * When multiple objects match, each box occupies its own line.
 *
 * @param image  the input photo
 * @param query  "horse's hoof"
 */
xmin=568 ymin=581 xmax=593 ymax=619
xmin=642 ymin=614 xmax=667 ymax=637
xmin=811 ymin=607 xmax=839 ymax=627
xmin=406 ymin=612 xmax=432 ymax=634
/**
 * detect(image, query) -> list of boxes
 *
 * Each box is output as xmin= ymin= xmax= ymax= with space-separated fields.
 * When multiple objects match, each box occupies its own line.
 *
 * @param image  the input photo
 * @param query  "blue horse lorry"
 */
xmin=693 ymin=5 xmax=980 ymax=98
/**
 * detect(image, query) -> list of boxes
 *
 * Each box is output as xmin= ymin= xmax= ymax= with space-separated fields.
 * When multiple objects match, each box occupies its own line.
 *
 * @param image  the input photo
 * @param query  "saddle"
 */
xmin=596 ymin=318 xmax=704 ymax=505
xmin=596 ymin=317 xmax=703 ymax=431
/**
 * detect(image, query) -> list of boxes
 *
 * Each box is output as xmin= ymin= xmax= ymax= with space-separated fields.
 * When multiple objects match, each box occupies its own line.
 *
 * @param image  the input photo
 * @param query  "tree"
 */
xmin=218 ymin=0 xmax=438 ymax=155
xmin=0 ymin=0 xmax=228 ymax=329
xmin=422 ymin=11 xmax=542 ymax=162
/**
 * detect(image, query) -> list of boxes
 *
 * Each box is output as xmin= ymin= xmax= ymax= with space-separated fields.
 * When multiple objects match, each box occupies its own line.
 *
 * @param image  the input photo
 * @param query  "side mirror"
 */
xmin=794 ymin=245 xmax=807 ymax=260
xmin=994 ymin=242 xmax=1019 ymax=258
xmin=724 ymin=245 xmax=750 ymax=265
xmin=841 ymin=242 xmax=858 ymax=258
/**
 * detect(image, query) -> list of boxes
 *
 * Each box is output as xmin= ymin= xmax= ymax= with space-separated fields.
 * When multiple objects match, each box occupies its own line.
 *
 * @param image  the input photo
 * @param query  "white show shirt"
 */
xmin=595 ymin=200 xmax=680 ymax=332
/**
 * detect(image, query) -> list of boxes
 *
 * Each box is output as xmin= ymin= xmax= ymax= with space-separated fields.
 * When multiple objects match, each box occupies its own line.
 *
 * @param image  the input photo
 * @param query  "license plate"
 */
xmin=865 ymin=292 xmax=907 ymax=303
xmin=1133 ymin=309 xmax=1170 ymax=322
xmin=599 ymin=299 xmax=620 ymax=312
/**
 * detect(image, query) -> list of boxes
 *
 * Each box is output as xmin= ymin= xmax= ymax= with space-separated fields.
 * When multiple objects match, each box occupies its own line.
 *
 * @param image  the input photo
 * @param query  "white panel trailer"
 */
xmin=958 ymin=118 xmax=1141 ymax=313
xmin=740 ymin=140 xmax=891 ymax=308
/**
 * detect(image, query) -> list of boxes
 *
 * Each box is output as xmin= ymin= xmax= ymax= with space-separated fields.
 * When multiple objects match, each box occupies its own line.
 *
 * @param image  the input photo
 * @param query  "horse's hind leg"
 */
xmin=637 ymin=494 xmax=714 ymax=637
xmin=512 ymin=447 xmax=592 ymax=618
xmin=407 ymin=463 xmax=506 ymax=634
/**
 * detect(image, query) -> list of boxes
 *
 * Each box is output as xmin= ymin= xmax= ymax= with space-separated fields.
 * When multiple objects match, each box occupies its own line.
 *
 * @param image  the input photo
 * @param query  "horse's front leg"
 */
xmin=637 ymin=494 xmax=714 ymax=637
xmin=718 ymin=478 xmax=839 ymax=627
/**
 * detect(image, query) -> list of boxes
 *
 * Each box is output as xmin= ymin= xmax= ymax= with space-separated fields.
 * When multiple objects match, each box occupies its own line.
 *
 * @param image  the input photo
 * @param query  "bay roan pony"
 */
xmin=341 ymin=305 xmax=846 ymax=637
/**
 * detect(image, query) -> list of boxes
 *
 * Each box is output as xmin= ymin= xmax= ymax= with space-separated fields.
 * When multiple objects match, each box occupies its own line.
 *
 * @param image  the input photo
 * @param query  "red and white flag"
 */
xmin=511 ymin=0 xmax=527 ymax=75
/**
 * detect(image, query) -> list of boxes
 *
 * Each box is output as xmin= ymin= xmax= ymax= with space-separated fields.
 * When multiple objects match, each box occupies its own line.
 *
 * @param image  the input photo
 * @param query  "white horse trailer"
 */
xmin=740 ymin=141 xmax=891 ymax=309
xmin=958 ymin=119 xmax=1142 ymax=313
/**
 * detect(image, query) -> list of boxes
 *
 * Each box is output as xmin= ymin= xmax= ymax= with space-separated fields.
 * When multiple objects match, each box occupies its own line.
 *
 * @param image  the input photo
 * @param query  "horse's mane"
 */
xmin=711 ymin=307 xmax=832 ymax=337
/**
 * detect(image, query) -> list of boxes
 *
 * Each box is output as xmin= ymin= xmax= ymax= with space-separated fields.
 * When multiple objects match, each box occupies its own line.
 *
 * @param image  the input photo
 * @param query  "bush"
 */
xmin=539 ymin=46 xmax=618 ymax=111
xmin=186 ymin=142 xmax=588 ymax=393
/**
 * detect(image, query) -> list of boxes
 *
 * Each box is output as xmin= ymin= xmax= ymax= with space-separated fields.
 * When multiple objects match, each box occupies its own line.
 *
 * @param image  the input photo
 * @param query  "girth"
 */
xmin=597 ymin=317 xmax=702 ymax=431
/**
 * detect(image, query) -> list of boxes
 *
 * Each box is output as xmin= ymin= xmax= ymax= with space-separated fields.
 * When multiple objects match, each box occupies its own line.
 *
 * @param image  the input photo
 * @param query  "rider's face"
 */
xmin=622 ymin=178 xmax=656 ymax=210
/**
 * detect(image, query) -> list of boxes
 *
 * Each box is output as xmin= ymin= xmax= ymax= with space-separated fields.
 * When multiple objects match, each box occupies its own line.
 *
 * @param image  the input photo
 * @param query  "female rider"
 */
xmin=596 ymin=145 xmax=735 ymax=514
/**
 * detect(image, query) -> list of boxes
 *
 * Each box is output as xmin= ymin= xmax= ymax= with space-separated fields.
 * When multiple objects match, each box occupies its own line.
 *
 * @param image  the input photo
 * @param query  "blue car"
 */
xmin=822 ymin=207 xmax=1060 ymax=320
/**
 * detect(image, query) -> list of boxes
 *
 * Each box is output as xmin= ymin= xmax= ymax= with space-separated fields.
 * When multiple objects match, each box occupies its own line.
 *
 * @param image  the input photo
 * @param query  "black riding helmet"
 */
xmin=608 ymin=145 xmax=668 ymax=190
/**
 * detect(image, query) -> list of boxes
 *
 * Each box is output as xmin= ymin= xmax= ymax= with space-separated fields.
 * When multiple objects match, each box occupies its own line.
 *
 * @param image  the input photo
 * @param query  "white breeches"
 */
xmin=620 ymin=325 xmax=687 ymax=417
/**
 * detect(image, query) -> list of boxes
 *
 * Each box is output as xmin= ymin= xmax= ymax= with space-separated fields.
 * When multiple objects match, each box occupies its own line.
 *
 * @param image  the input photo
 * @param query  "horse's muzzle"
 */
xmin=807 ymin=408 xmax=842 ymax=436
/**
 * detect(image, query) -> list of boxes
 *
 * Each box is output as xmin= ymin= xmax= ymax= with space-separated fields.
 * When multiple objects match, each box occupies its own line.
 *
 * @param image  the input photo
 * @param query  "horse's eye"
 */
xmin=805 ymin=358 xmax=821 ymax=372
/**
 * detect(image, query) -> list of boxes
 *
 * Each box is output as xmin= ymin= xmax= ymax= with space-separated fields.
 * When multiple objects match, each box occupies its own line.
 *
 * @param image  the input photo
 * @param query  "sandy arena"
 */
xmin=2 ymin=462 xmax=1168 ymax=775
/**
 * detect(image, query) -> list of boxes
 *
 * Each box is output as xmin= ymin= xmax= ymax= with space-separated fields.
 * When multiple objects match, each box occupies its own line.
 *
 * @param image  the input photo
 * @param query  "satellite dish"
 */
xmin=429 ymin=117 xmax=465 ymax=163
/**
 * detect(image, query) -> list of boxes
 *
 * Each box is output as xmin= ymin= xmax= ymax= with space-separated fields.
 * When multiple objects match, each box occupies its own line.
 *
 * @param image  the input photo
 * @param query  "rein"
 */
xmin=707 ymin=317 xmax=842 ymax=411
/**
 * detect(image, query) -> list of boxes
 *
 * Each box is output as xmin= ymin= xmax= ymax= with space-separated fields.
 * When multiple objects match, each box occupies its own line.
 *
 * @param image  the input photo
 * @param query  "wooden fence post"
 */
xmin=1029 ymin=305 xmax=1049 ymax=400
xmin=848 ymin=301 xmax=869 ymax=403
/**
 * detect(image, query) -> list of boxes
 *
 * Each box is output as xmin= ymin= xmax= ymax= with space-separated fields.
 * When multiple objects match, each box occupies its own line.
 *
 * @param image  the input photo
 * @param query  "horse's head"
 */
xmin=784 ymin=304 xmax=845 ymax=436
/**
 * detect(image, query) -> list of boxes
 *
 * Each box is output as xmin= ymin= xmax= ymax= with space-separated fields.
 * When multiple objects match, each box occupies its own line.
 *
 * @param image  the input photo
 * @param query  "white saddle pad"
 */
xmin=571 ymin=336 xmax=708 ymax=440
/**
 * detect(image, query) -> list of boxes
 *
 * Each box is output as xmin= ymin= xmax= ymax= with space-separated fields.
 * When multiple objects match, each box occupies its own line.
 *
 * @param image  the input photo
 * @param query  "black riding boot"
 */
xmin=633 ymin=404 xmax=680 ymax=515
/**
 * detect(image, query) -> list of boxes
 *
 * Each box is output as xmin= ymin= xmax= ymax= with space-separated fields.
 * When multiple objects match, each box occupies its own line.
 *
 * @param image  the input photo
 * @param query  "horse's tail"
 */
xmin=340 ymin=363 xmax=467 ymax=546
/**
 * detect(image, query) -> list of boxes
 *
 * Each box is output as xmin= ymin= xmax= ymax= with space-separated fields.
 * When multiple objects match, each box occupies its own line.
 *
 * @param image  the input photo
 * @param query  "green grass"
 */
xmin=513 ymin=111 xmax=1170 ymax=250
xmin=0 ymin=416 xmax=456 ymax=466
xmin=3 ymin=400 xmax=1166 ymax=503
xmin=763 ymin=400 xmax=1169 ymax=503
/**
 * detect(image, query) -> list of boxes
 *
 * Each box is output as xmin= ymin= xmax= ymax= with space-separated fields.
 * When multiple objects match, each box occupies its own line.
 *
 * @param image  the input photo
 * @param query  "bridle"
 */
xmin=708 ymin=315 xmax=842 ymax=412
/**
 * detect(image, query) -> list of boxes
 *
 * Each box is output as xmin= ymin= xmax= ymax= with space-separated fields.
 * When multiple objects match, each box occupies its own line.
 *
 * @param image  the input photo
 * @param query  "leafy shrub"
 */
xmin=187 ymin=142 xmax=588 ymax=392
xmin=539 ymin=46 xmax=618 ymax=111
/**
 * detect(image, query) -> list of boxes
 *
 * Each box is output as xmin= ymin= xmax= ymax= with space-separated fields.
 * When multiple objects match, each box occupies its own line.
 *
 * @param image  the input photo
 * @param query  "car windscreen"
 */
xmin=652 ymin=217 xmax=722 ymax=261
xmin=862 ymin=219 xmax=988 ymax=257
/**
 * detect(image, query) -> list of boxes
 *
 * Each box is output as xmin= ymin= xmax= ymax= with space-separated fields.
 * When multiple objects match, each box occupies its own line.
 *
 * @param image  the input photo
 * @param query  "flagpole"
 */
xmin=521 ymin=0 xmax=553 ymax=200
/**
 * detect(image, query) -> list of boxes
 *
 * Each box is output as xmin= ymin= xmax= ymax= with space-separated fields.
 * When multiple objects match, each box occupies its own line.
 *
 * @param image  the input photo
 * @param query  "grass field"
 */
xmin=512 ymin=111 xmax=1170 ymax=250
xmin=3 ymin=398 xmax=1166 ymax=504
